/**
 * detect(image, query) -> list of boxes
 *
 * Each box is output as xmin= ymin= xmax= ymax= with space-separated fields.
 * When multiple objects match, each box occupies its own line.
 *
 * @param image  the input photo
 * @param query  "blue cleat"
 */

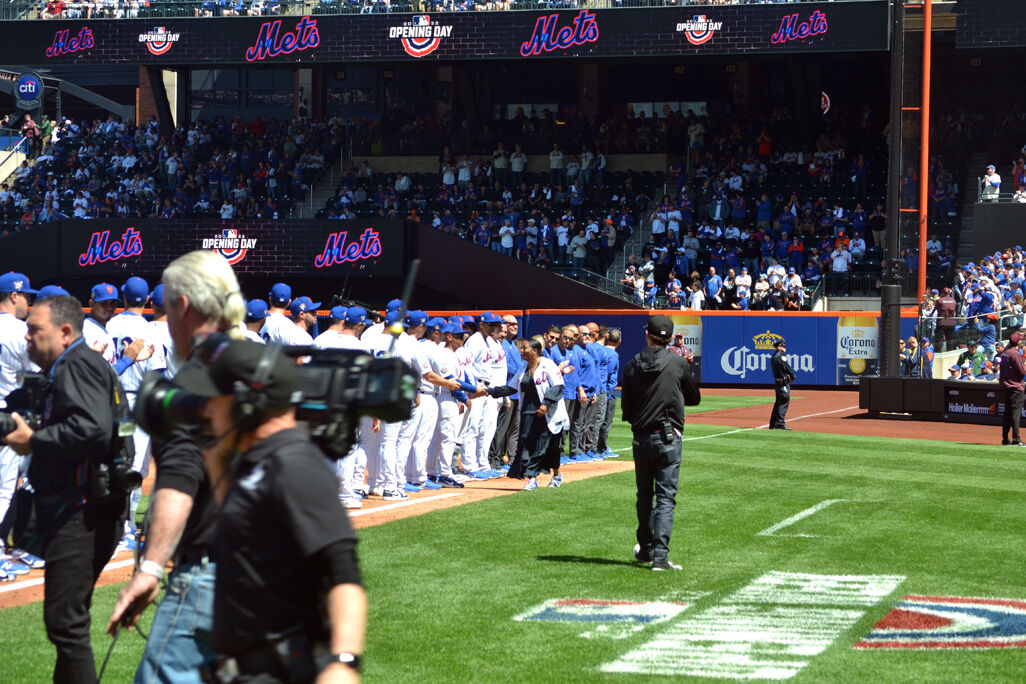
xmin=0 ymin=559 xmax=30 ymax=576
xmin=404 ymin=482 xmax=423 ymax=492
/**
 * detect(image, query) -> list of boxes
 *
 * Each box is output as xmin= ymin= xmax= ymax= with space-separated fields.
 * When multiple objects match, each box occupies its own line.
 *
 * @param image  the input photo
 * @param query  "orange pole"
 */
xmin=917 ymin=0 xmax=932 ymax=302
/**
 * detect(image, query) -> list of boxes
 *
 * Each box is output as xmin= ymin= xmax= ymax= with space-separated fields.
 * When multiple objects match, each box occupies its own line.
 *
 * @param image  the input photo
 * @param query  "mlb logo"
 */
xmin=223 ymin=229 xmax=238 ymax=238
xmin=412 ymin=15 xmax=430 ymax=25
xmin=153 ymin=26 xmax=166 ymax=34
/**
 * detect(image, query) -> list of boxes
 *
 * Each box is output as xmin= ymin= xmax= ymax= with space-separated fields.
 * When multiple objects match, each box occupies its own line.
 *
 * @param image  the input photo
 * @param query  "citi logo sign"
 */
xmin=17 ymin=75 xmax=41 ymax=96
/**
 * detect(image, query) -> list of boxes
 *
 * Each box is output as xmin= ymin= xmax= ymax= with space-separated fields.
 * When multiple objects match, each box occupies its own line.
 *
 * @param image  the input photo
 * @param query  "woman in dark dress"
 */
xmin=510 ymin=337 xmax=569 ymax=490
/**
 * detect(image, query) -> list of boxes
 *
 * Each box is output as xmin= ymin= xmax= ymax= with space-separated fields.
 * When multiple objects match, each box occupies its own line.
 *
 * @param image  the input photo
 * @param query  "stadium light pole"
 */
xmin=917 ymin=0 xmax=933 ymax=303
xmin=881 ymin=0 xmax=906 ymax=378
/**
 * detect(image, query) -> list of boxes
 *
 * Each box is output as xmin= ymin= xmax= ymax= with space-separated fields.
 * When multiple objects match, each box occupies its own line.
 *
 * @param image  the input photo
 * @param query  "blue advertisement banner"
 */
xmin=524 ymin=311 xmax=905 ymax=388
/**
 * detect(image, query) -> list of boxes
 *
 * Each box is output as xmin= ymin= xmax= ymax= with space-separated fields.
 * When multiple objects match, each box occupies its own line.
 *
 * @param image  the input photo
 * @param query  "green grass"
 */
xmin=5 ymin=393 xmax=1025 ymax=682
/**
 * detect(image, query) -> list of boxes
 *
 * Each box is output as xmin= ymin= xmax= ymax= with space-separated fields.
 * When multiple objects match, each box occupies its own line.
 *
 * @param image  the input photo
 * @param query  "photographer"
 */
xmin=4 ymin=295 xmax=130 ymax=682
xmin=107 ymin=250 xmax=246 ymax=683
xmin=177 ymin=339 xmax=366 ymax=683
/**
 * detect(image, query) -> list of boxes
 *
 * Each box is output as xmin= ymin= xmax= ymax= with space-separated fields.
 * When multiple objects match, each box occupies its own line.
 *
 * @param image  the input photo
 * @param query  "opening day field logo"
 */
xmin=856 ymin=595 xmax=1026 ymax=649
xmin=204 ymin=228 xmax=256 ymax=265
xmin=389 ymin=15 xmax=452 ymax=58
xmin=139 ymin=26 xmax=181 ymax=56
xmin=676 ymin=15 xmax=722 ymax=46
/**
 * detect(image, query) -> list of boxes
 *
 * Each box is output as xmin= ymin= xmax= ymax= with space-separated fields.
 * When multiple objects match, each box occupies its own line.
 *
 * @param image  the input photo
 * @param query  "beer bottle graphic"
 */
xmin=836 ymin=316 xmax=879 ymax=385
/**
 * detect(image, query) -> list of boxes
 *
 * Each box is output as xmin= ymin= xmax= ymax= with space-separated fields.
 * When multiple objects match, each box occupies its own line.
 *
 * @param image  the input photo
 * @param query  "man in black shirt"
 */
xmin=620 ymin=315 xmax=700 ymax=572
xmin=5 ymin=295 xmax=128 ymax=683
xmin=769 ymin=339 xmax=796 ymax=430
xmin=176 ymin=339 xmax=365 ymax=683
xmin=107 ymin=250 xmax=248 ymax=684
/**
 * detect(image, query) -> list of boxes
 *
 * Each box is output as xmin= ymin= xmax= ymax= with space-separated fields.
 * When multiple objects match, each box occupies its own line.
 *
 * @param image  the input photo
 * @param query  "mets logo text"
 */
xmin=676 ymin=15 xmax=722 ymax=45
xmin=203 ymin=229 xmax=256 ymax=265
xmin=139 ymin=26 xmax=181 ymax=56
xmin=389 ymin=15 xmax=452 ymax=58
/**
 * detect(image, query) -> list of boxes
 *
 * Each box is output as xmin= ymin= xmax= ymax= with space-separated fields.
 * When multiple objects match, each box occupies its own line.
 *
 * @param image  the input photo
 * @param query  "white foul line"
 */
xmin=347 ymin=492 xmax=464 ymax=517
xmin=0 ymin=558 xmax=136 ymax=596
xmin=756 ymin=499 xmax=847 ymax=537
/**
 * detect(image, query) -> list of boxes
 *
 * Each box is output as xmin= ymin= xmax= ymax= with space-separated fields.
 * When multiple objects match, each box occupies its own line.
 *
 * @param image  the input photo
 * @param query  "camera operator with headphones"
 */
xmin=4 ymin=294 xmax=132 ymax=683
xmin=176 ymin=338 xmax=366 ymax=683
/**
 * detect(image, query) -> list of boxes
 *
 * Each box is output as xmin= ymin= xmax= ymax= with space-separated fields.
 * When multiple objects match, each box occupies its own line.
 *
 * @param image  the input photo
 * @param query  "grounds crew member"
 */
xmin=177 ymin=339 xmax=366 ymax=682
xmin=5 ymin=295 xmax=130 ymax=682
xmin=106 ymin=250 xmax=247 ymax=684
xmin=769 ymin=338 xmax=796 ymax=430
xmin=620 ymin=314 xmax=700 ymax=572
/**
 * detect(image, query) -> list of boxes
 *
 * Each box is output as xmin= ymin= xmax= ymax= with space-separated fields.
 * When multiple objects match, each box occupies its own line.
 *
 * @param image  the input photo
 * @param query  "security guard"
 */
xmin=769 ymin=338 xmax=796 ymax=430
xmin=176 ymin=339 xmax=366 ymax=683
xmin=620 ymin=315 xmax=700 ymax=572
xmin=5 ymin=294 xmax=129 ymax=682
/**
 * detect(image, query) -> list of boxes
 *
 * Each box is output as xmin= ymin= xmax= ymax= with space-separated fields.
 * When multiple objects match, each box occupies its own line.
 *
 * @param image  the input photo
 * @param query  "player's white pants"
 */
xmin=0 ymin=445 xmax=20 ymax=530
xmin=459 ymin=397 xmax=486 ymax=472
xmin=393 ymin=402 xmax=421 ymax=488
xmin=364 ymin=419 xmax=387 ymax=493
xmin=430 ymin=396 xmax=461 ymax=479
xmin=335 ymin=416 xmax=373 ymax=500
xmin=407 ymin=394 xmax=438 ymax=485
xmin=471 ymin=396 xmax=500 ymax=473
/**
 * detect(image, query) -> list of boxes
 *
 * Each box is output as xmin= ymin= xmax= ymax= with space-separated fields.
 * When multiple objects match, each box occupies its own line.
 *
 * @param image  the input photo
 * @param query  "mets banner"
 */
xmin=56 ymin=218 xmax=405 ymax=279
xmin=14 ymin=1 xmax=889 ymax=66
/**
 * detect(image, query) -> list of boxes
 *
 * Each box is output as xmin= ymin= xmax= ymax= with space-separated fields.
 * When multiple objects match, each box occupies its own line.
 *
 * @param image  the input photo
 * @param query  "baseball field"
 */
xmin=2 ymin=389 xmax=1024 ymax=682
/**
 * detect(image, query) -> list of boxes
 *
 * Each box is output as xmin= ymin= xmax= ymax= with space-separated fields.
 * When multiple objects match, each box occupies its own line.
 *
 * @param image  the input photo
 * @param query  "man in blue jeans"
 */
xmin=620 ymin=315 xmax=701 ymax=571
xmin=107 ymin=250 xmax=248 ymax=683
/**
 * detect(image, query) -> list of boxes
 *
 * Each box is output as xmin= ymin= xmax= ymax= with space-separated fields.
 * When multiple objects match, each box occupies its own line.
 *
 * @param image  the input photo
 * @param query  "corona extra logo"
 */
xmin=753 ymin=330 xmax=785 ymax=351
xmin=389 ymin=15 xmax=452 ymax=58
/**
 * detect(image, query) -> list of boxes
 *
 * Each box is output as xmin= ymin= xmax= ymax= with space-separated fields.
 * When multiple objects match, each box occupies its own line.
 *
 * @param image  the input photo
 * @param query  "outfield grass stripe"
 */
xmin=347 ymin=492 xmax=464 ymax=517
xmin=0 ymin=559 xmax=135 ymax=596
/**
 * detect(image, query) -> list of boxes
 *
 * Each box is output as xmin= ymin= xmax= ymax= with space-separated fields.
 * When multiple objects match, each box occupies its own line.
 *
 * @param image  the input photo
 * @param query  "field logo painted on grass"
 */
xmin=855 ymin=595 xmax=1026 ymax=649
xmin=514 ymin=598 xmax=690 ymax=639
xmin=601 ymin=571 xmax=904 ymax=680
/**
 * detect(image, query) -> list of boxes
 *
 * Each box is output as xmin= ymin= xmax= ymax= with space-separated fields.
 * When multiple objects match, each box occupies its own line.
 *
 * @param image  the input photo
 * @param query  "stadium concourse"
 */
xmin=0 ymin=386 xmax=994 ymax=611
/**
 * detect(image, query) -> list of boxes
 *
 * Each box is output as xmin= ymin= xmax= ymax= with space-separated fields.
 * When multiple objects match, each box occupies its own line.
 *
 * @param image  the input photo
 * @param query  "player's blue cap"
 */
xmin=149 ymin=284 xmax=165 ymax=307
xmin=246 ymin=299 xmax=268 ymax=320
xmin=460 ymin=315 xmax=475 ymax=325
xmin=330 ymin=306 xmax=347 ymax=321
xmin=385 ymin=310 xmax=408 ymax=328
xmin=386 ymin=298 xmax=403 ymax=311
xmin=426 ymin=317 xmax=445 ymax=332
xmin=0 ymin=272 xmax=37 ymax=295
xmin=269 ymin=282 xmax=291 ymax=305
xmin=37 ymin=285 xmax=69 ymax=298
xmin=479 ymin=311 xmax=502 ymax=324
xmin=448 ymin=316 xmax=462 ymax=325
xmin=346 ymin=307 xmax=367 ymax=324
xmin=949 ymin=365 xmax=960 ymax=371
xmin=91 ymin=282 xmax=119 ymax=302
xmin=121 ymin=276 xmax=149 ymax=304
xmin=407 ymin=310 xmax=429 ymax=326
xmin=445 ymin=321 xmax=467 ymax=334
xmin=289 ymin=296 xmax=321 ymax=315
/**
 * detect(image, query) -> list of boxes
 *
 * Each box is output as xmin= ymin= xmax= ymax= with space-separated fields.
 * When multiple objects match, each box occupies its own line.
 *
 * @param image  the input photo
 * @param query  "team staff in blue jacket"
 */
xmin=584 ymin=322 xmax=610 ymax=460
xmin=545 ymin=325 xmax=588 ymax=465
xmin=596 ymin=328 xmax=621 ymax=458
xmin=570 ymin=325 xmax=599 ymax=461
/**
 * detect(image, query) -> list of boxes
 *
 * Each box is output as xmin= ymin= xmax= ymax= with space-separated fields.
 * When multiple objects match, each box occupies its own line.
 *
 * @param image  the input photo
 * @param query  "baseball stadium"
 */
xmin=0 ymin=0 xmax=1024 ymax=682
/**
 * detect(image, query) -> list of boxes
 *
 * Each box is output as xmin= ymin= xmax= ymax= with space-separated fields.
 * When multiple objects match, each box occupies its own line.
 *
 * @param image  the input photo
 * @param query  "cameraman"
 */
xmin=107 ymin=251 xmax=247 ymax=683
xmin=177 ymin=339 xmax=366 ymax=683
xmin=4 ymin=295 xmax=129 ymax=682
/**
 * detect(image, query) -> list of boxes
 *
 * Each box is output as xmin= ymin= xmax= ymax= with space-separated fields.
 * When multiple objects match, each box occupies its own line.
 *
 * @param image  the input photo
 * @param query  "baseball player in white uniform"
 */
xmin=106 ymin=277 xmax=164 ymax=547
xmin=461 ymin=312 xmax=505 ymax=478
xmin=428 ymin=320 xmax=482 ymax=488
xmin=314 ymin=306 xmax=377 ymax=509
xmin=243 ymin=300 xmax=268 ymax=343
xmin=83 ymin=283 xmax=118 ymax=365
xmin=146 ymin=284 xmax=177 ymax=378
xmin=260 ymin=282 xmax=312 ymax=345
xmin=288 ymin=296 xmax=320 ymax=343
xmin=360 ymin=298 xmax=402 ymax=345
xmin=0 ymin=272 xmax=42 ymax=572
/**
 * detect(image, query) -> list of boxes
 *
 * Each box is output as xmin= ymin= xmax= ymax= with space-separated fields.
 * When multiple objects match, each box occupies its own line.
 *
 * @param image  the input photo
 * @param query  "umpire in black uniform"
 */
xmin=621 ymin=315 xmax=700 ymax=572
xmin=176 ymin=339 xmax=366 ymax=683
xmin=5 ymin=295 xmax=129 ymax=683
xmin=769 ymin=338 xmax=796 ymax=430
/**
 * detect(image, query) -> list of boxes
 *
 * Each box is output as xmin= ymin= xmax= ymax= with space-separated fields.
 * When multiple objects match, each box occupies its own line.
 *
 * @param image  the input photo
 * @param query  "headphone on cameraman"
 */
xmin=230 ymin=342 xmax=283 ymax=433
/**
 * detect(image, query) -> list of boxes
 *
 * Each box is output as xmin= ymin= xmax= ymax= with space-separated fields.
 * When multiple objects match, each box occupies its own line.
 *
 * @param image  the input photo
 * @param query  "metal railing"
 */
xmin=976 ymin=176 xmax=1026 ymax=204
xmin=16 ymin=0 xmax=879 ymax=21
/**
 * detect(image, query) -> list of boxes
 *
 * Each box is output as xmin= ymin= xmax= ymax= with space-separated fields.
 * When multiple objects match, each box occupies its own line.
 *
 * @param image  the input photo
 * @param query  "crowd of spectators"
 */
xmin=1 ymin=112 xmax=342 ymax=229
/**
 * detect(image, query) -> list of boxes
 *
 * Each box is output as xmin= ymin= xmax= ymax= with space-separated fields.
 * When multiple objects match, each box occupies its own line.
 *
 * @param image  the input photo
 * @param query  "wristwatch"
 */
xmin=333 ymin=653 xmax=361 ymax=672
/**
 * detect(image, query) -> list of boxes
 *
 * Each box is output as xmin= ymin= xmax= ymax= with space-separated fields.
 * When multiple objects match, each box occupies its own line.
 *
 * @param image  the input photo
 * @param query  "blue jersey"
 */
xmin=576 ymin=343 xmax=598 ymax=396
xmin=587 ymin=342 xmax=608 ymax=393
xmin=549 ymin=344 xmax=580 ymax=400
xmin=603 ymin=345 xmax=620 ymax=392
xmin=502 ymin=338 xmax=524 ymax=399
